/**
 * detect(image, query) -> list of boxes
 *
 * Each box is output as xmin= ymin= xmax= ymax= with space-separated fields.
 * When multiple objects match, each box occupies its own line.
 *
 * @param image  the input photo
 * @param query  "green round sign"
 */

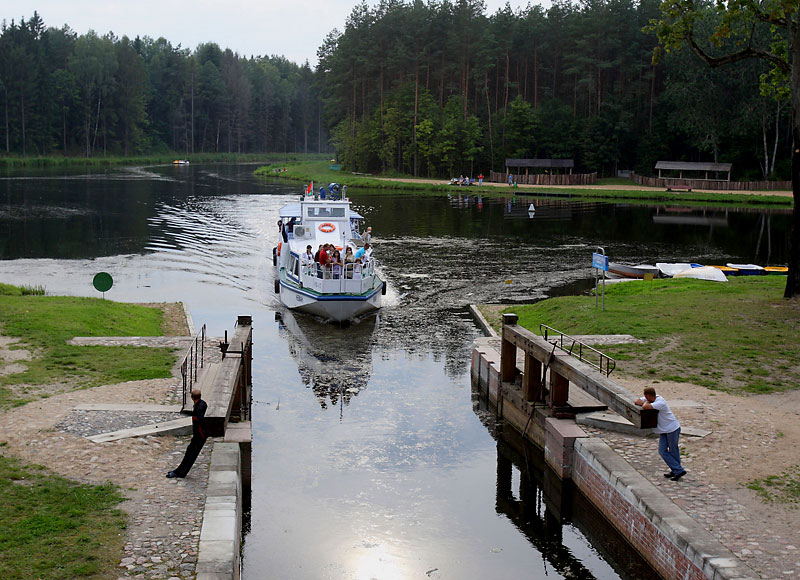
xmin=93 ymin=272 xmax=113 ymax=293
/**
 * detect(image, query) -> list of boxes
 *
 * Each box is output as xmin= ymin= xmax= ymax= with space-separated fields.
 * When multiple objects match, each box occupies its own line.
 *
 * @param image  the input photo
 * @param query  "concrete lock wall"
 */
xmin=197 ymin=443 xmax=242 ymax=580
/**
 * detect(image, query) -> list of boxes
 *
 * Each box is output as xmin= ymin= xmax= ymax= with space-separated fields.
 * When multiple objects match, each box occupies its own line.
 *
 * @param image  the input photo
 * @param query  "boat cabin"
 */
xmin=278 ymin=199 xmax=366 ymax=247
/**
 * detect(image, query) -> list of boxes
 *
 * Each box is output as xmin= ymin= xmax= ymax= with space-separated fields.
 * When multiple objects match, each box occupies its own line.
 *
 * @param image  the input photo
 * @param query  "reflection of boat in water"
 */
xmin=273 ymin=192 xmax=385 ymax=322
xmin=276 ymin=310 xmax=377 ymax=413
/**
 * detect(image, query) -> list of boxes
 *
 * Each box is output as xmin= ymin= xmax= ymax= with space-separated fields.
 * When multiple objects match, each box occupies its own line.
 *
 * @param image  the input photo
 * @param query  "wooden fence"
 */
xmin=631 ymin=172 xmax=790 ymax=191
xmin=490 ymin=171 xmax=597 ymax=186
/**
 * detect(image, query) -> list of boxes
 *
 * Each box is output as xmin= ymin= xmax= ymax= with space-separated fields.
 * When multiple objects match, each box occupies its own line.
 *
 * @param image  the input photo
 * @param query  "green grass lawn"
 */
xmin=0 ymin=287 xmax=177 ymax=408
xmin=492 ymin=276 xmax=800 ymax=395
xmin=0 ymin=455 xmax=126 ymax=580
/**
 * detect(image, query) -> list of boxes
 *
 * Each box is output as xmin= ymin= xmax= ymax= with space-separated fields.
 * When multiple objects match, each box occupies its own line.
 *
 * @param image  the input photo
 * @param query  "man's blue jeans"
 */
xmin=659 ymin=427 xmax=683 ymax=474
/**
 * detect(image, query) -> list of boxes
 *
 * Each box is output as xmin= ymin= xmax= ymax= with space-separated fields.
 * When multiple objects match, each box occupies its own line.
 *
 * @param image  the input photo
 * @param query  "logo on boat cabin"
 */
xmin=318 ymin=222 xmax=336 ymax=233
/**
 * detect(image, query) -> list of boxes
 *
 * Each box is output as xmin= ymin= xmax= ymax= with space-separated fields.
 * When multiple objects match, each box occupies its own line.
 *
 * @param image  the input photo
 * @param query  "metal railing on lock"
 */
xmin=181 ymin=324 xmax=206 ymax=410
xmin=539 ymin=324 xmax=616 ymax=376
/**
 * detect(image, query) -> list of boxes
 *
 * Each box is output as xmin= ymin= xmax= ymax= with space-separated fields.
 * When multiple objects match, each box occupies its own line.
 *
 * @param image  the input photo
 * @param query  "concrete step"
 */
xmin=87 ymin=417 xmax=192 ymax=443
xmin=75 ymin=403 xmax=183 ymax=413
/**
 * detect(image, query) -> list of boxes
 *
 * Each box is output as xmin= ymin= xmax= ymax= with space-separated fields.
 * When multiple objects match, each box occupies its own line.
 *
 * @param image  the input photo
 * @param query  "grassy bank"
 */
xmin=0 ymin=455 xmax=126 ymax=580
xmin=481 ymin=276 xmax=800 ymax=395
xmin=0 ymin=285 xmax=178 ymax=409
xmin=0 ymin=152 xmax=327 ymax=169
xmin=254 ymin=160 xmax=793 ymax=207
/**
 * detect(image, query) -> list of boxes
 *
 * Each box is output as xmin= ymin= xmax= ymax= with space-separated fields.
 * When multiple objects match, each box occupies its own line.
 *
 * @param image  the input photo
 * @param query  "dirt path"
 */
xmin=373 ymin=176 xmax=795 ymax=198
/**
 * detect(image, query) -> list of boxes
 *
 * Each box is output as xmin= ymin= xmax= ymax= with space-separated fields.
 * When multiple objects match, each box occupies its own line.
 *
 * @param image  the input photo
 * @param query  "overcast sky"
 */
xmin=4 ymin=1 xmax=543 ymax=66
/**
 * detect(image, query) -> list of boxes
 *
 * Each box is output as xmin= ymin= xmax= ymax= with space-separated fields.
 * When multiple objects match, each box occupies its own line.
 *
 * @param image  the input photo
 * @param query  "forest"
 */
xmin=0 ymin=12 xmax=322 ymax=157
xmin=0 ymin=2 xmax=789 ymax=180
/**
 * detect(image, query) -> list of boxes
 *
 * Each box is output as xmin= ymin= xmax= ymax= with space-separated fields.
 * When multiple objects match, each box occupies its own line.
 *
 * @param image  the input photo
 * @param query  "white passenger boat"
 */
xmin=273 ymin=190 xmax=385 ymax=322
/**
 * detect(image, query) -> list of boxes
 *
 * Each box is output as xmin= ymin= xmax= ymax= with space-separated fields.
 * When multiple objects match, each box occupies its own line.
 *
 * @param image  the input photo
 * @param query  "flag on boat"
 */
xmin=306 ymin=181 xmax=313 ymax=195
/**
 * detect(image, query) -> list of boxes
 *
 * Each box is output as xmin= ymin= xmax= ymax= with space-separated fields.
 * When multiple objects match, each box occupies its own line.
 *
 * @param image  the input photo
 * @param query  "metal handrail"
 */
xmin=181 ymin=324 xmax=207 ymax=410
xmin=539 ymin=324 xmax=616 ymax=376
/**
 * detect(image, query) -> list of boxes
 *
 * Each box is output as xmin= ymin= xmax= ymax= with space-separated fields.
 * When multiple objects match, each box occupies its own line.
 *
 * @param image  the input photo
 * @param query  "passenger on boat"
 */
xmin=300 ymin=245 xmax=314 ymax=274
xmin=353 ymin=258 xmax=363 ymax=279
xmin=287 ymin=216 xmax=296 ymax=234
xmin=331 ymin=250 xmax=343 ymax=279
xmin=364 ymin=227 xmax=372 ymax=244
xmin=355 ymin=242 xmax=370 ymax=261
xmin=277 ymin=220 xmax=288 ymax=243
xmin=316 ymin=244 xmax=329 ymax=278
xmin=343 ymin=247 xmax=355 ymax=278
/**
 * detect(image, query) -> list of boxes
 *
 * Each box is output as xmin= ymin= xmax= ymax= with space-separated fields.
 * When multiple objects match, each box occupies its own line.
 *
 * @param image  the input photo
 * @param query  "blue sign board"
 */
xmin=592 ymin=253 xmax=609 ymax=271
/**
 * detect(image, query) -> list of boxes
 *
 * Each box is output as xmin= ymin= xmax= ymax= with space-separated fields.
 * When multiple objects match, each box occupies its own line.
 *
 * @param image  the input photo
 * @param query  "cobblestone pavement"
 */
xmin=584 ymin=426 xmax=800 ymax=580
xmin=0 ymin=337 xmax=224 ymax=580
xmin=115 ymin=435 xmax=211 ymax=580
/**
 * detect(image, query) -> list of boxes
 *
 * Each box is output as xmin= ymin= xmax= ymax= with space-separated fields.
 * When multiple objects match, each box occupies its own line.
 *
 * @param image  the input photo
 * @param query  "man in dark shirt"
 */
xmin=167 ymin=389 xmax=208 ymax=478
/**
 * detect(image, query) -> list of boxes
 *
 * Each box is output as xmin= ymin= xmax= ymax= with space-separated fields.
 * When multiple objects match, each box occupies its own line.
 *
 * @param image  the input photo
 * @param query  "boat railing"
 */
xmin=539 ymin=324 xmax=616 ymax=376
xmin=298 ymin=260 xmax=380 ymax=295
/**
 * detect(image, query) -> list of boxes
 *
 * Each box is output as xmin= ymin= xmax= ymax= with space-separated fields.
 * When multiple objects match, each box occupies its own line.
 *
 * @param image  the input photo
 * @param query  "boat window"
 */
xmin=308 ymin=207 xmax=331 ymax=218
xmin=306 ymin=206 xmax=345 ymax=218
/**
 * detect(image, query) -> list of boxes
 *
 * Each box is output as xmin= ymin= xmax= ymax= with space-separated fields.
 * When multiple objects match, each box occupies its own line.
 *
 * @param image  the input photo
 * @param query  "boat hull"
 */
xmin=608 ymin=262 xmax=660 ymax=279
xmin=673 ymin=266 xmax=727 ymax=282
xmin=278 ymin=279 xmax=382 ymax=322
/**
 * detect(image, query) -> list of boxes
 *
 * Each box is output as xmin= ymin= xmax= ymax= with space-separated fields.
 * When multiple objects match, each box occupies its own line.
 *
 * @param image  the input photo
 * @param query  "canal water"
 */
xmin=0 ymin=164 xmax=791 ymax=579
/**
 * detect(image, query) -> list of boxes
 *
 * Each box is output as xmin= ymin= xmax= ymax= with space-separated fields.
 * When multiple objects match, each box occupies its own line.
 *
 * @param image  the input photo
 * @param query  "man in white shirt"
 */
xmin=635 ymin=387 xmax=686 ymax=481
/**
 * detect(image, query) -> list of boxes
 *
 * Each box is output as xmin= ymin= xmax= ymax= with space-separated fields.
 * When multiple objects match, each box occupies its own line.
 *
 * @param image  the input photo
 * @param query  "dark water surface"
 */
xmin=0 ymin=164 xmax=791 ymax=579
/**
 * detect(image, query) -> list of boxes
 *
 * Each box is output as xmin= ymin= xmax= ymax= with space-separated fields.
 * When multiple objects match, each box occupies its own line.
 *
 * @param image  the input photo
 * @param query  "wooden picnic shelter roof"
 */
xmin=655 ymin=161 xmax=732 ymax=172
xmin=505 ymin=158 xmax=575 ymax=169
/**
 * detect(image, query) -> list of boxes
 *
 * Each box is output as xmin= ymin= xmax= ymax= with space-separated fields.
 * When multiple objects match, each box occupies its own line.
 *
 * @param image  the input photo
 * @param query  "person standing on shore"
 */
xmin=167 ymin=389 xmax=208 ymax=479
xmin=634 ymin=386 xmax=686 ymax=481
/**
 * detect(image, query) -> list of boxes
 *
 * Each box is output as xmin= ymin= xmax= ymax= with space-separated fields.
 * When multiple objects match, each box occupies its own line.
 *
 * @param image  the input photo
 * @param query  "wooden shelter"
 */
xmin=655 ymin=161 xmax=732 ymax=182
xmin=505 ymin=158 xmax=574 ymax=176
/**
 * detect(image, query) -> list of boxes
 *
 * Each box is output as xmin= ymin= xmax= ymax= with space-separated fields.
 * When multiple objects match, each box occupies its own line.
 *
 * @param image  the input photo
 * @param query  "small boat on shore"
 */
xmin=764 ymin=266 xmax=788 ymax=275
xmin=673 ymin=265 xmax=728 ymax=282
xmin=656 ymin=263 xmax=694 ymax=278
xmin=273 ymin=190 xmax=385 ymax=322
xmin=708 ymin=265 xmax=739 ymax=275
xmin=726 ymin=263 xmax=765 ymax=276
xmin=607 ymin=262 xmax=660 ymax=279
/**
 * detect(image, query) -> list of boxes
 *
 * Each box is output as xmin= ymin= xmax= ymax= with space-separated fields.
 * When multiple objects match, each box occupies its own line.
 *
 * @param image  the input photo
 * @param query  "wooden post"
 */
xmin=523 ymin=352 xmax=542 ymax=402
xmin=501 ymin=314 xmax=518 ymax=383
xmin=549 ymin=369 xmax=569 ymax=407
